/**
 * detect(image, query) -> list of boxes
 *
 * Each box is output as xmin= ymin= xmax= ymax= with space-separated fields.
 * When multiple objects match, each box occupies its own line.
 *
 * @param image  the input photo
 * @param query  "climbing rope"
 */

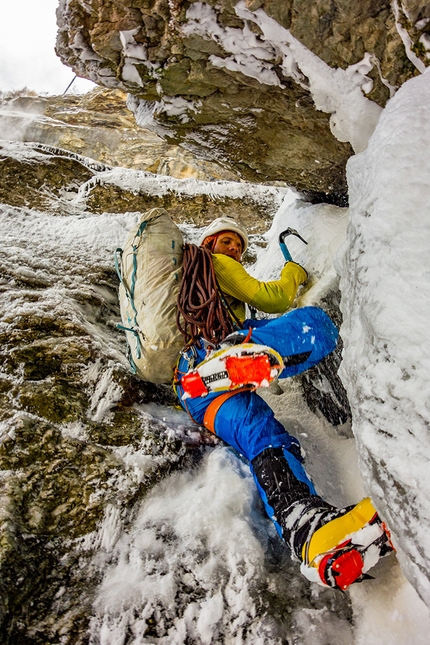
xmin=176 ymin=243 xmax=238 ymax=346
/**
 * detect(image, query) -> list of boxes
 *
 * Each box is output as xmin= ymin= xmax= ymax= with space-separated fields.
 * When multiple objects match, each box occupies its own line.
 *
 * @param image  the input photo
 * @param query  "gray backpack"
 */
xmin=115 ymin=208 xmax=184 ymax=383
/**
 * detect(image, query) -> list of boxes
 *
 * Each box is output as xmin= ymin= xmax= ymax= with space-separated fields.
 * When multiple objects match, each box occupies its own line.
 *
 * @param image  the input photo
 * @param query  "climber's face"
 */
xmin=212 ymin=231 xmax=243 ymax=261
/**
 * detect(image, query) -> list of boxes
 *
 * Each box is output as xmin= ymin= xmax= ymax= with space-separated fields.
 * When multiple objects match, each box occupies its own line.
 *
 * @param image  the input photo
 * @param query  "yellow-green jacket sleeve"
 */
xmin=212 ymin=254 xmax=307 ymax=316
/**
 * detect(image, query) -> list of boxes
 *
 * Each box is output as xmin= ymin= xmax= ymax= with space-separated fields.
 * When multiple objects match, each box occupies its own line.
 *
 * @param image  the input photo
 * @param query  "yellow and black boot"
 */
xmin=251 ymin=448 xmax=394 ymax=590
xmin=298 ymin=497 xmax=395 ymax=590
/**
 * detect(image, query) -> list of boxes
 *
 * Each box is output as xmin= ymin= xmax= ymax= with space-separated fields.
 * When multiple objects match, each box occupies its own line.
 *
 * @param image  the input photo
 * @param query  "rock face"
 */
xmin=0 ymin=139 xmax=354 ymax=643
xmin=56 ymin=0 xmax=428 ymax=201
xmin=0 ymin=88 xmax=239 ymax=181
xmin=0 ymin=139 xmax=285 ymax=236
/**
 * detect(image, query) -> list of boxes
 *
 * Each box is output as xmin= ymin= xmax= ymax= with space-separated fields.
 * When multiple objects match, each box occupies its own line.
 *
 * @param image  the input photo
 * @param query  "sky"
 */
xmin=0 ymin=0 xmax=95 ymax=95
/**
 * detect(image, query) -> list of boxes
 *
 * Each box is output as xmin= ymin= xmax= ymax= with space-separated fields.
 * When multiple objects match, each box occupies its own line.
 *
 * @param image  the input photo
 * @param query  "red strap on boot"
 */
xmin=319 ymin=547 xmax=364 ymax=590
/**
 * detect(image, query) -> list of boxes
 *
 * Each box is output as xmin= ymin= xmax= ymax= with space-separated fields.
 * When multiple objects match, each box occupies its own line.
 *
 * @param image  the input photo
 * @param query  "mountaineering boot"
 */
xmin=285 ymin=497 xmax=395 ymax=590
xmin=251 ymin=447 xmax=394 ymax=591
xmin=180 ymin=343 xmax=284 ymax=398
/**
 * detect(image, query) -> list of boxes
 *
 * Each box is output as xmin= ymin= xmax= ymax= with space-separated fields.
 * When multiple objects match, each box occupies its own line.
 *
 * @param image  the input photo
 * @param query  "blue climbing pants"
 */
xmin=175 ymin=306 xmax=338 ymax=536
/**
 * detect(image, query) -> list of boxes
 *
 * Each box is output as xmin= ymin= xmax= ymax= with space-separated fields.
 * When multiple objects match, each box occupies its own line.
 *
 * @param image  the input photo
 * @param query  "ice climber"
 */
xmin=174 ymin=216 xmax=394 ymax=591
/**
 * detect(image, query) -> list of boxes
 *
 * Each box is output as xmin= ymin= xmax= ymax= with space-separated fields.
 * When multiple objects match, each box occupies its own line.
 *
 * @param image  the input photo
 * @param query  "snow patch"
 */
xmin=251 ymin=193 xmax=349 ymax=308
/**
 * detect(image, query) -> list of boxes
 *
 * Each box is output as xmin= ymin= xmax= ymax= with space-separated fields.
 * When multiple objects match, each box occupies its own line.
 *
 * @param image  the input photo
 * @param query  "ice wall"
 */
xmin=340 ymin=68 xmax=430 ymax=606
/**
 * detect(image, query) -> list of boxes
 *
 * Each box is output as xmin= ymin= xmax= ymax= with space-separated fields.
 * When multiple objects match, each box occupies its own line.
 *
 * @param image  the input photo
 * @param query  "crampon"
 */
xmin=300 ymin=498 xmax=395 ymax=591
xmin=180 ymin=343 xmax=283 ymax=399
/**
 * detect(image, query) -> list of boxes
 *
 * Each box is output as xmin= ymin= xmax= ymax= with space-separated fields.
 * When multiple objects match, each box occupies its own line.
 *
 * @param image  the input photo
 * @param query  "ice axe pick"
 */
xmin=279 ymin=228 xmax=308 ymax=262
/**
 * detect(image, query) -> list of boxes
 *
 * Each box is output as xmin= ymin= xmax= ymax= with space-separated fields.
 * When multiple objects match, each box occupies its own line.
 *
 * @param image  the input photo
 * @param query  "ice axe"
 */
xmin=279 ymin=228 xmax=308 ymax=262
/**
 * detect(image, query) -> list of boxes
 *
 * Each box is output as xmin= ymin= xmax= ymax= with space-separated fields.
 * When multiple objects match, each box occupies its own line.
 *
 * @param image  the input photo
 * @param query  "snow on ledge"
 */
xmin=392 ymin=0 xmax=427 ymax=74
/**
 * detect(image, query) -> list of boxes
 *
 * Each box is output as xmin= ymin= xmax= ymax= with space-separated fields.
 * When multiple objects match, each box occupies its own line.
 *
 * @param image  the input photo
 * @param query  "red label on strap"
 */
xmin=181 ymin=371 xmax=209 ymax=398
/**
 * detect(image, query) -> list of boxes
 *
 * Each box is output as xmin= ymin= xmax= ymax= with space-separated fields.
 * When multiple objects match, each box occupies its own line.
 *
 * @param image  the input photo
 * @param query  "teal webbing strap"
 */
xmin=129 ymin=220 xmax=147 ymax=309
xmin=114 ymin=247 xmax=139 ymax=324
xmin=114 ymin=220 xmax=148 ymax=366
xmin=130 ymin=246 xmax=138 ymax=299
xmin=133 ymin=220 xmax=148 ymax=245
xmin=114 ymin=247 xmax=124 ymax=283
xmin=114 ymin=247 xmax=136 ymax=313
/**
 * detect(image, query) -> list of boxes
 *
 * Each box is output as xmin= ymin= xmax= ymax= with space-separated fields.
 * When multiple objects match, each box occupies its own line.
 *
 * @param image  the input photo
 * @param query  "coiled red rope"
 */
xmin=176 ymin=244 xmax=236 ymax=346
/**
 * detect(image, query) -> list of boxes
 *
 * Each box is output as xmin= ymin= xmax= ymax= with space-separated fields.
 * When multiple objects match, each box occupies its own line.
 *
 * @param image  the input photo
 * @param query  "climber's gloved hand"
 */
xmin=282 ymin=261 xmax=308 ymax=285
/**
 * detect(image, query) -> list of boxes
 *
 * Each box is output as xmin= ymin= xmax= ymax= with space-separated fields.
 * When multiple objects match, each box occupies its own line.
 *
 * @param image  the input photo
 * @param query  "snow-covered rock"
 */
xmin=340 ymin=67 xmax=430 ymax=607
xmin=56 ymin=0 xmax=429 ymax=199
xmin=0 ymin=138 xmax=355 ymax=642
xmin=2 ymin=25 xmax=430 ymax=641
xmin=0 ymin=88 xmax=239 ymax=181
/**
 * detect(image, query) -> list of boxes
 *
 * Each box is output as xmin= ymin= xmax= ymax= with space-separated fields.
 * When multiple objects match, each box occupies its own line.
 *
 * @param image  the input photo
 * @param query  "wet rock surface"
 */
xmin=0 ymin=143 xmax=210 ymax=643
xmin=0 ymin=139 xmax=284 ymax=233
xmin=0 ymin=88 xmax=239 ymax=182
xmin=300 ymin=287 xmax=352 ymax=429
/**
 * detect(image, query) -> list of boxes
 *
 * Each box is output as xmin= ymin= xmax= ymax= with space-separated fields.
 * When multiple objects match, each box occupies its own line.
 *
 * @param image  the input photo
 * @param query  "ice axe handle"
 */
xmin=279 ymin=241 xmax=292 ymax=262
xmin=279 ymin=228 xmax=308 ymax=262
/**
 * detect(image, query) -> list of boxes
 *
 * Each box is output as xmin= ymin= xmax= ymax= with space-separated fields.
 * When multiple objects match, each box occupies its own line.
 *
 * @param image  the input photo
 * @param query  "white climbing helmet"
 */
xmin=198 ymin=217 xmax=249 ymax=252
